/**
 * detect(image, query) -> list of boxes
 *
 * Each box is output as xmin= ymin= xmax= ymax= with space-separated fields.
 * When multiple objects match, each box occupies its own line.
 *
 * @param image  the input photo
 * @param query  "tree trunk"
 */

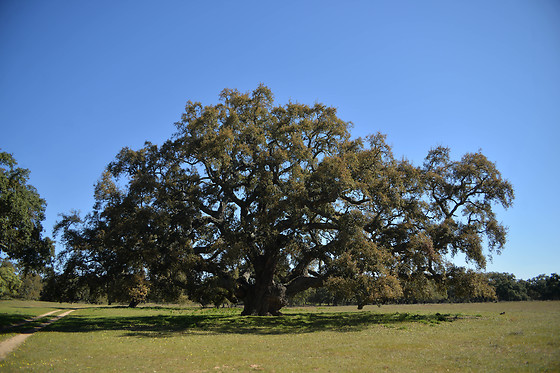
xmin=239 ymin=282 xmax=287 ymax=316
xmin=236 ymin=254 xmax=287 ymax=316
xmin=235 ymin=267 xmax=323 ymax=316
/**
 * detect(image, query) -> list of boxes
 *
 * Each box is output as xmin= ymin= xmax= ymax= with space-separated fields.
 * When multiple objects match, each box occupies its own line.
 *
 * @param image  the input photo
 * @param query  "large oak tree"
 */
xmin=56 ymin=86 xmax=514 ymax=314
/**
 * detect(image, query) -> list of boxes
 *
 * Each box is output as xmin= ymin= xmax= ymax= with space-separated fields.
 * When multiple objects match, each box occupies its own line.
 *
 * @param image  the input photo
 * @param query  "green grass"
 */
xmin=0 ymin=300 xmax=61 ymax=328
xmin=0 ymin=301 xmax=558 ymax=372
xmin=0 ymin=300 xmax=90 ymax=342
xmin=0 ymin=299 xmax=90 ymax=326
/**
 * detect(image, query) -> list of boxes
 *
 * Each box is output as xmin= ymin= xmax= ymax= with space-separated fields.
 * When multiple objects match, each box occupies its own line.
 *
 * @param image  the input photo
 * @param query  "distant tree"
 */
xmin=56 ymin=86 xmax=514 ymax=315
xmin=400 ymin=272 xmax=447 ymax=303
xmin=527 ymin=273 xmax=560 ymax=300
xmin=487 ymin=272 xmax=528 ymax=301
xmin=0 ymin=151 xmax=54 ymax=270
xmin=447 ymin=267 xmax=497 ymax=302
xmin=17 ymin=272 xmax=43 ymax=300
xmin=543 ymin=273 xmax=560 ymax=300
xmin=39 ymin=269 xmax=64 ymax=302
xmin=0 ymin=260 xmax=22 ymax=298
xmin=123 ymin=274 xmax=149 ymax=308
xmin=39 ymin=257 xmax=105 ymax=304
xmin=307 ymin=287 xmax=336 ymax=306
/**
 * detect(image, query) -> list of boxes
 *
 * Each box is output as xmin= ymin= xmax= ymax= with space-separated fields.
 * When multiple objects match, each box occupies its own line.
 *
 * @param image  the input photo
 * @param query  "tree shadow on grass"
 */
xmin=0 ymin=313 xmax=35 ymax=330
xmin=41 ymin=310 xmax=457 ymax=338
xmin=0 ymin=312 xmax=78 ymax=334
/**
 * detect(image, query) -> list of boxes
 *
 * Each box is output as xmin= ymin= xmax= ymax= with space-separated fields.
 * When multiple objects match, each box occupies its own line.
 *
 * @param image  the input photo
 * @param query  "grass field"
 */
xmin=0 ymin=300 xmax=558 ymax=372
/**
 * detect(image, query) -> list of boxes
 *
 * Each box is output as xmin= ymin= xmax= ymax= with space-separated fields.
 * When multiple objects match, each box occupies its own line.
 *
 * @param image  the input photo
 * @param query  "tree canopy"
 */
xmin=55 ymin=86 xmax=514 ymax=314
xmin=0 ymin=151 xmax=53 ymax=271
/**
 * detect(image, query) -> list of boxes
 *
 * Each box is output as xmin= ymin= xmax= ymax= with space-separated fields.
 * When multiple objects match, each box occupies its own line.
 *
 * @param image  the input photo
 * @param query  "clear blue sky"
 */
xmin=1 ymin=1 xmax=559 ymax=279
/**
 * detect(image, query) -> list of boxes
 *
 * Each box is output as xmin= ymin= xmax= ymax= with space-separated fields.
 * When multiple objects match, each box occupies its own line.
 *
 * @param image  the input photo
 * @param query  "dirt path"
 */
xmin=0 ymin=309 xmax=76 ymax=361
xmin=0 ymin=309 xmax=63 ymax=332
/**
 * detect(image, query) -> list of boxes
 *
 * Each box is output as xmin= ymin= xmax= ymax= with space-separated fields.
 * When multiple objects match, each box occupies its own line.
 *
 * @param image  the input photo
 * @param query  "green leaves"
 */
xmin=0 ymin=260 xmax=22 ymax=298
xmin=0 ymin=151 xmax=53 ymax=270
xmin=53 ymin=86 xmax=514 ymax=311
xmin=422 ymin=147 xmax=514 ymax=268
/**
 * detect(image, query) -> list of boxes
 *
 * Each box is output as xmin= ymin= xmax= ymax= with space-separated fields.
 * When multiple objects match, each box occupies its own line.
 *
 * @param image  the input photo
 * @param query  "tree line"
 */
xmin=3 ymin=85 xmax=542 ymax=314
xmin=293 ymin=271 xmax=560 ymax=305
xmin=2 ymin=258 xmax=558 ymax=305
